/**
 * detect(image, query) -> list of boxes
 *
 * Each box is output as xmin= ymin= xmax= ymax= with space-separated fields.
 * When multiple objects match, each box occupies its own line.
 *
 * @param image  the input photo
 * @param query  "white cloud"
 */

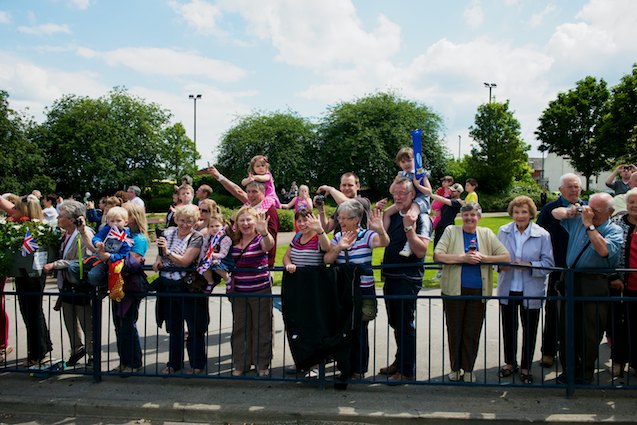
xmin=77 ymin=47 xmax=247 ymax=82
xmin=463 ymin=0 xmax=484 ymax=29
xmin=168 ymin=0 xmax=225 ymax=36
xmin=17 ymin=23 xmax=71 ymax=35
xmin=529 ymin=4 xmax=556 ymax=28
xmin=0 ymin=11 xmax=10 ymax=24
xmin=0 ymin=51 xmax=108 ymax=121
xmin=69 ymin=0 xmax=90 ymax=10
xmin=548 ymin=0 xmax=637 ymax=62
xmin=216 ymin=0 xmax=401 ymax=69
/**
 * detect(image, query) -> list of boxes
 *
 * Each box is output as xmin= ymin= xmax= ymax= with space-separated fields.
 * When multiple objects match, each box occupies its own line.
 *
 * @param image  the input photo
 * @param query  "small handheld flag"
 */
xmin=22 ymin=229 xmax=39 ymax=257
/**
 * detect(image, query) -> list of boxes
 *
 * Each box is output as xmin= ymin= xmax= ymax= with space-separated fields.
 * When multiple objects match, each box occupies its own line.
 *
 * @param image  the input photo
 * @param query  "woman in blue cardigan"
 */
xmin=496 ymin=196 xmax=554 ymax=384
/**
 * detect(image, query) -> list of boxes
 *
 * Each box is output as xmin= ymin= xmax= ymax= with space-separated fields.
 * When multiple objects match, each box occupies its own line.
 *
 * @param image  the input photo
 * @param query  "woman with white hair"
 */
xmin=324 ymin=199 xmax=389 ymax=380
xmin=43 ymin=200 xmax=95 ymax=367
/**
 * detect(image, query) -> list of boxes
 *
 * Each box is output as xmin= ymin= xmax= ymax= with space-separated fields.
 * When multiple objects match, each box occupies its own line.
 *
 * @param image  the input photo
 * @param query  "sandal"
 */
xmin=0 ymin=346 xmax=13 ymax=362
xmin=520 ymin=372 xmax=533 ymax=384
xmin=498 ymin=365 xmax=518 ymax=378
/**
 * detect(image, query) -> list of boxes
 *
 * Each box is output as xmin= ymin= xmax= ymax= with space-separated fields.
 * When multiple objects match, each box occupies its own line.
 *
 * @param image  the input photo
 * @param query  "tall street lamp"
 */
xmin=483 ymin=82 xmax=497 ymax=103
xmin=188 ymin=94 xmax=202 ymax=151
xmin=458 ymin=134 xmax=461 ymax=159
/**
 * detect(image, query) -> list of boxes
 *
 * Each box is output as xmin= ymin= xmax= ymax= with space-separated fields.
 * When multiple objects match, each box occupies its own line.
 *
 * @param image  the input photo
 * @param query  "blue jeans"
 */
xmin=383 ymin=277 xmax=421 ymax=376
xmin=111 ymin=297 xmax=142 ymax=369
xmin=88 ymin=261 xmax=108 ymax=287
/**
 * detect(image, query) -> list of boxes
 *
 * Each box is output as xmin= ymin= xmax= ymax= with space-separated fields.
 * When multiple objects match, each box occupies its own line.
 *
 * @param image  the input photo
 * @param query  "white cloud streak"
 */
xmin=17 ymin=23 xmax=71 ymax=35
xmin=76 ymin=47 xmax=247 ymax=82
xmin=168 ymin=0 xmax=225 ymax=36
xmin=463 ymin=0 xmax=484 ymax=29
xmin=529 ymin=4 xmax=556 ymax=28
xmin=0 ymin=11 xmax=10 ymax=24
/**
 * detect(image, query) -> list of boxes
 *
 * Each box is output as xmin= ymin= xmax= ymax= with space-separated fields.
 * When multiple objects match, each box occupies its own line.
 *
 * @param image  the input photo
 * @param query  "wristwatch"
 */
xmin=586 ymin=224 xmax=595 ymax=232
xmin=404 ymin=225 xmax=413 ymax=233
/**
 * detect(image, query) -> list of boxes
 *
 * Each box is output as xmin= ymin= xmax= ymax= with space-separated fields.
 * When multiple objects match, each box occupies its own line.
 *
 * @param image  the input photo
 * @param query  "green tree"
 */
xmin=536 ymin=76 xmax=611 ymax=190
xmin=34 ymin=88 xmax=198 ymax=195
xmin=0 ymin=90 xmax=55 ymax=195
xmin=599 ymin=64 xmax=637 ymax=162
xmin=216 ymin=111 xmax=316 ymax=191
xmin=316 ymin=92 xmax=447 ymax=199
xmin=466 ymin=101 xmax=530 ymax=194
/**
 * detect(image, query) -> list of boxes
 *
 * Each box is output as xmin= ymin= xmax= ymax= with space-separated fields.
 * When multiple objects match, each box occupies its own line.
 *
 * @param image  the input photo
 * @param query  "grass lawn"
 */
xmin=272 ymin=214 xmax=512 ymax=288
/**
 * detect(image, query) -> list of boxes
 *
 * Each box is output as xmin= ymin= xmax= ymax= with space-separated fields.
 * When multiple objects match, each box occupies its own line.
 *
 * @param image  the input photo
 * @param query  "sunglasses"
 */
xmin=199 ymin=209 xmax=210 ymax=213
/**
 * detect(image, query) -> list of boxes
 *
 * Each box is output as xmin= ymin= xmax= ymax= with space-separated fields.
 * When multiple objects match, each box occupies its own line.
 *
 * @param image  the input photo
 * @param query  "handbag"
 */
xmin=344 ymin=238 xmax=377 ymax=321
xmin=184 ymin=272 xmax=208 ymax=293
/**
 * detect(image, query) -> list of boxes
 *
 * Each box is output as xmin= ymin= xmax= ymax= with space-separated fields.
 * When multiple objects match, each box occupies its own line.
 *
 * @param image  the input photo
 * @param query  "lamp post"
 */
xmin=188 ymin=94 xmax=202 ymax=150
xmin=483 ymin=82 xmax=497 ymax=103
xmin=458 ymin=135 xmax=461 ymax=159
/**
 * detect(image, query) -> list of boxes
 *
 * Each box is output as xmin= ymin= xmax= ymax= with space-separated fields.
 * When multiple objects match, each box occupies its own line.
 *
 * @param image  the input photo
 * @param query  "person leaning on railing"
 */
xmin=43 ymin=200 xmax=95 ymax=368
xmin=324 ymin=199 xmax=389 ymax=381
xmin=608 ymin=187 xmax=637 ymax=378
xmin=228 ymin=206 xmax=276 ymax=377
xmin=551 ymin=192 xmax=623 ymax=385
xmin=153 ymin=204 xmax=205 ymax=374
xmin=496 ymin=196 xmax=554 ymax=384
xmin=434 ymin=202 xmax=510 ymax=383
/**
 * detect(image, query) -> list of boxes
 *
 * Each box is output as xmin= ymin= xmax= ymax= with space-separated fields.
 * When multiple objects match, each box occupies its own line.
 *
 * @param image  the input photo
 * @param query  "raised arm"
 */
xmin=202 ymin=166 xmax=248 ymax=204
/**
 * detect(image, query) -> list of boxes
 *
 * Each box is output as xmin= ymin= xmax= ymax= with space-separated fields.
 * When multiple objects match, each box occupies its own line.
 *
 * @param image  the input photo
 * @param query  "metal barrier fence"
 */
xmin=1 ymin=263 xmax=636 ymax=396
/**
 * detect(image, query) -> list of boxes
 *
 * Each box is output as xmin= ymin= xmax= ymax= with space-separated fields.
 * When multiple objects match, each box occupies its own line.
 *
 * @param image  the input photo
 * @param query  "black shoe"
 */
xmin=67 ymin=347 xmax=86 ymax=366
xmin=556 ymin=374 xmax=568 ymax=384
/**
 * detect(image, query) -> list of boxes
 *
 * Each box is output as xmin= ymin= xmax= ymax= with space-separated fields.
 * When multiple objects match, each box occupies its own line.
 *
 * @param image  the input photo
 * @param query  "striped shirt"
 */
xmin=231 ymin=235 xmax=270 ymax=292
xmin=331 ymin=229 xmax=377 ymax=288
xmin=160 ymin=228 xmax=204 ymax=280
xmin=289 ymin=233 xmax=324 ymax=267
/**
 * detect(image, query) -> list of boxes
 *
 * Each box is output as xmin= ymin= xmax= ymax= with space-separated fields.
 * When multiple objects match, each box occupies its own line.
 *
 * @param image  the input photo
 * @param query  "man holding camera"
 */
xmin=605 ymin=164 xmax=636 ymax=195
xmin=315 ymin=172 xmax=371 ymax=234
xmin=551 ymin=192 xmax=623 ymax=384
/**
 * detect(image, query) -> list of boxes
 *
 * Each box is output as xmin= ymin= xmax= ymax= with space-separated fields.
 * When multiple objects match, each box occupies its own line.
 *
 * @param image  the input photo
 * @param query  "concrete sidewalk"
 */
xmin=1 ymin=371 xmax=636 ymax=424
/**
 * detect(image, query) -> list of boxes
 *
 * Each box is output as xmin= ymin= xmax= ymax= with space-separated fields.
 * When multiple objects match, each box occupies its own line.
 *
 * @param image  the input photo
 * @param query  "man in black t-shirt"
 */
xmin=379 ymin=178 xmax=432 ymax=381
xmin=315 ymin=172 xmax=371 ymax=234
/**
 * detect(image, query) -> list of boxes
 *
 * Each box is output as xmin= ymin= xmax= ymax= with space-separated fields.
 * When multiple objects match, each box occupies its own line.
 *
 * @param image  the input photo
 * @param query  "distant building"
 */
xmin=528 ymin=153 xmax=612 ymax=192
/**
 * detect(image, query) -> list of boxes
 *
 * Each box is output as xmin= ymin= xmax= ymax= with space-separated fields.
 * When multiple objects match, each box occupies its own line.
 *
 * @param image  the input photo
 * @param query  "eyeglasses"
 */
xmin=337 ymin=216 xmax=357 ymax=221
xmin=390 ymin=191 xmax=411 ymax=197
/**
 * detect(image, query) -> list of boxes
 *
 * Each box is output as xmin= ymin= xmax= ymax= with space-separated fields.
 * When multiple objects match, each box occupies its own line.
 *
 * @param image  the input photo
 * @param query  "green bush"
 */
xmin=278 ymin=209 xmax=294 ymax=232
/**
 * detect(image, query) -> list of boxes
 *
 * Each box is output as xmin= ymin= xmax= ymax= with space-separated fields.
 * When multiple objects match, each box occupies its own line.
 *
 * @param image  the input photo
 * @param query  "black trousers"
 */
xmin=15 ymin=275 xmax=52 ymax=361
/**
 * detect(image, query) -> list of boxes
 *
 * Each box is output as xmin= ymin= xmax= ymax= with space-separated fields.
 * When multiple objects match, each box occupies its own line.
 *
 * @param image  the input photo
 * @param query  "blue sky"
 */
xmin=1 ymin=0 xmax=635 ymax=167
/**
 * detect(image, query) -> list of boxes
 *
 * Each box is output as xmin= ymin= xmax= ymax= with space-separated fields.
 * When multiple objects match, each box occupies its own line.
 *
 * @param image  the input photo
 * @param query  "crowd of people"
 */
xmin=1 ymin=153 xmax=636 ymax=388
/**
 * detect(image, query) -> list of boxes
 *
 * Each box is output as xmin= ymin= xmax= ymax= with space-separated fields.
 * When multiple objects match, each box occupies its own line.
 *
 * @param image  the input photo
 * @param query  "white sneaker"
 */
xmin=462 ymin=371 xmax=475 ymax=382
xmin=399 ymin=243 xmax=412 ymax=257
xmin=448 ymin=370 xmax=462 ymax=381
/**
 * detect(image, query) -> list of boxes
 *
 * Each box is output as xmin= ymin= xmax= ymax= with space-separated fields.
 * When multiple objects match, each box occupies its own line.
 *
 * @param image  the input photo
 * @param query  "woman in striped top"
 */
xmin=325 ymin=199 xmax=390 ymax=379
xmin=283 ymin=209 xmax=330 ymax=272
xmin=230 ymin=206 xmax=276 ymax=377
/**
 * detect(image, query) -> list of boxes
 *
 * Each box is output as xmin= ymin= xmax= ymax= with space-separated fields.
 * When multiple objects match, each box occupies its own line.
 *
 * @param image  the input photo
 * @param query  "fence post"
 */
xmin=91 ymin=288 xmax=102 ymax=383
xmin=564 ymin=268 xmax=575 ymax=397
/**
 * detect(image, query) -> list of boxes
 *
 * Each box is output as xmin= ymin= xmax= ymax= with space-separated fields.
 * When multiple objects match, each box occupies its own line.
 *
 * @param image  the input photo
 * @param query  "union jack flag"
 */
xmin=22 ymin=229 xmax=39 ymax=257
xmin=107 ymin=226 xmax=134 ymax=246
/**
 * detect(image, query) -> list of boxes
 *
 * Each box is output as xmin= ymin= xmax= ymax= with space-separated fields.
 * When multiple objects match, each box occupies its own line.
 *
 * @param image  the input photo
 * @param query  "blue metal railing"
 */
xmin=1 ymin=262 xmax=636 ymax=396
